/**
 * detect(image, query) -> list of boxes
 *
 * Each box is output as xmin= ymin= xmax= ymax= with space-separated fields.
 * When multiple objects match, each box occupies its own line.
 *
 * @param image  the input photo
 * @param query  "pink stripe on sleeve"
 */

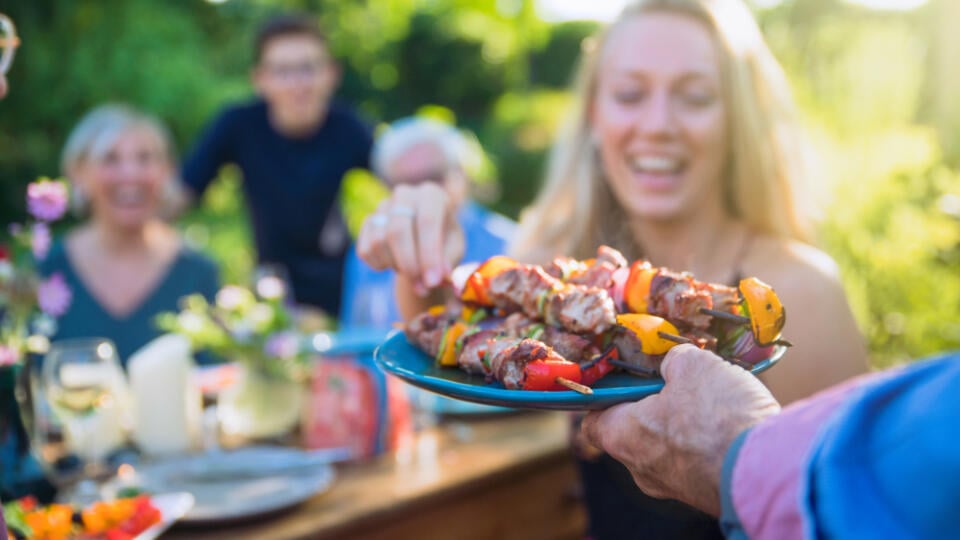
xmin=730 ymin=373 xmax=882 ymax=540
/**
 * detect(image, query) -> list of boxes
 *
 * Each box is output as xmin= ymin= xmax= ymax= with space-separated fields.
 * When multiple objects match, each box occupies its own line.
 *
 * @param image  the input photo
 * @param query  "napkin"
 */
xmin=128 ymin=334 xmax=201 ymax=456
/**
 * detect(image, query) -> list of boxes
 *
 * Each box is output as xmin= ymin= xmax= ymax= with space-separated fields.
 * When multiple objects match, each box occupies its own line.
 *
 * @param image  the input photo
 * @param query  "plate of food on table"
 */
xmin=3 ymin=491 xmax=193 ymax=540
xmin=99 ymin=446 xmax=338 ymax=526
xmin=375 ymin=245 xmax=790 ymax=411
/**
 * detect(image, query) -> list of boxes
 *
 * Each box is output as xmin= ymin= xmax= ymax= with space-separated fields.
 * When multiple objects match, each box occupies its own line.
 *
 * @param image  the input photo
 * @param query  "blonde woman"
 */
xmin=357 ymin=0 xmax=866 ymax=537
xmin=41 ymin=105 xmax=219 ymax=366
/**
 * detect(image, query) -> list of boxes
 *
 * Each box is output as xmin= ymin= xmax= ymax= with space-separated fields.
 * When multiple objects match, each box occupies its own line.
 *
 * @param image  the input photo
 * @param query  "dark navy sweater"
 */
xmin=182 ymin=99 xmax=373 ymax=315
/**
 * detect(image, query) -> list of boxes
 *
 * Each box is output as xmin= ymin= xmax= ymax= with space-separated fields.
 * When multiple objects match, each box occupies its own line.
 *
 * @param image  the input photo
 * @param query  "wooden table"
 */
xmin=166 ymin=412 xmax=587 ymax=540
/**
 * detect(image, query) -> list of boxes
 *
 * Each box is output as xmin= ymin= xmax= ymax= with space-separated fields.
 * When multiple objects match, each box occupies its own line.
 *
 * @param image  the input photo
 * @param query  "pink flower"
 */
xmin=27 ymin=179 xmax=69 ymax=222
xmin=264 ymin=331 xmax=300 ymax=359
xmin=32 ymin=223 xmax=52 ymax=261
xmin=37 ymin=273 xmax=72 ymax=317
xmin=0 ymin=344 xmax=20 ymax=367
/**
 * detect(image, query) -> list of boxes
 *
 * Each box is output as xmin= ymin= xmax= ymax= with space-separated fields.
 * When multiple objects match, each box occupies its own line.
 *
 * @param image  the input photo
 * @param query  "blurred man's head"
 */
xmin=251 ymin=15 xmax=338 ymax=136
xmin=372 ymin=118 xmax=478 ymax=207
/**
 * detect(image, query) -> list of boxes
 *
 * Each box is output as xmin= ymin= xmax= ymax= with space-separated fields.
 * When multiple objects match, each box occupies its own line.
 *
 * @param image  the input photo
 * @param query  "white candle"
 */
xmin=128 ymin=334 xmax=200 ymax=456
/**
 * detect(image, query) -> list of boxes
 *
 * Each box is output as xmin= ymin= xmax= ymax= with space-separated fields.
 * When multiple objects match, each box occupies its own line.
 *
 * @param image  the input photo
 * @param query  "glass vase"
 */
xmin=217 ymin=362 xmax=305 ymax=441
xmin=2 ymin=360 xmax=55 ymax=501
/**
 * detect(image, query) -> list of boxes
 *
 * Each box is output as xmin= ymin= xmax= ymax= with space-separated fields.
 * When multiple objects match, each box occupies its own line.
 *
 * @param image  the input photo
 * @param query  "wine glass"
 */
xmin=31 ymin=338 xmax=130 ymax=503
xmin=0 ymin=13 xmax=19 ymax=75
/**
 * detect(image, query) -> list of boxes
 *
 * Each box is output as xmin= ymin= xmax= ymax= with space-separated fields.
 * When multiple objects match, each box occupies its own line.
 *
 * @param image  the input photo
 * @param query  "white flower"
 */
xmin=231 ymin=319 xmax=255 ymax=344
xmin=177 ymin=311 xmax=206 ymax=334
xmin=249 ymin=303 xmax=274 ymax=327
xmin=255 ymin=276 xmax=286 ymax=301
xmin=32 ymin=314 xmax=58 ymax=337
xmin=0 ymin=261 xmax=13 ymax=282
xmin=216 ymin=285 xmax=253 ymax=311
xmin=26 ymin=335 xmax=50 ymax=354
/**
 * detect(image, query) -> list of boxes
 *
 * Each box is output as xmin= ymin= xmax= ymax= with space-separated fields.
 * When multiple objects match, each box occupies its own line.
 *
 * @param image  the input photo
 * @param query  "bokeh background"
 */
xmin=1 ymin=0 xmax=958 ymax=367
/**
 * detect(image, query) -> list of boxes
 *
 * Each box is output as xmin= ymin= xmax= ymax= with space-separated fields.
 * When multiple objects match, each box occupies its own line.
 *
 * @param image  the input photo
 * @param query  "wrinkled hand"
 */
xmin=356 ymin=182 xmax=464 ymax=293
xmin=581 ymin=345 xmax=781 ymax=516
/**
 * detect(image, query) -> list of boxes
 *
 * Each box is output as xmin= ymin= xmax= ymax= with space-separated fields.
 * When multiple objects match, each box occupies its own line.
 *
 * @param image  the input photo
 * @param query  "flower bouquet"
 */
xmin=0 ymin=178 xmax=73 ymax=366
xmin=156 ymin=276 xmax=328 ymax=439
xmin=0 ymin=178 xmax=73 ymax=493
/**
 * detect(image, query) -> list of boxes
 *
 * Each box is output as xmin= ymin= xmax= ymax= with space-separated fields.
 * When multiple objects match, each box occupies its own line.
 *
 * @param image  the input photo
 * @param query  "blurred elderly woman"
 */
xmin=339 ymin=117 xmax=515 ymax=329
xmin=41 ymin=105 xmax=219 ymax=366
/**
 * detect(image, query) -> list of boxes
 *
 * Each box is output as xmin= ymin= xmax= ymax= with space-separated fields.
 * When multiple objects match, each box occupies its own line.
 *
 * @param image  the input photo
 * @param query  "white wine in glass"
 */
xmin=33 ymin=338 xmax=130 ymax=503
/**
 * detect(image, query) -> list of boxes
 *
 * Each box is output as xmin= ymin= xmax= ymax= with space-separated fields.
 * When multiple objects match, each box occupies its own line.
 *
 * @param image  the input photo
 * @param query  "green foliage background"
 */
xmin=1 ymin=0 xmax=957 ymax=367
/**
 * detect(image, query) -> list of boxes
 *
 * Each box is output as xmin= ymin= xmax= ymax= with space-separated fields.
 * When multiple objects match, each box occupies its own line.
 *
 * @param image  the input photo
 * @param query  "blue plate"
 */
xmin=374 ymin=330 xmax=787 ymax=411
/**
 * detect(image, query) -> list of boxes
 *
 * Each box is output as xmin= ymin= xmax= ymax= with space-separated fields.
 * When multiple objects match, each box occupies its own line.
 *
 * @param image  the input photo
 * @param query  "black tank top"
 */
xmin=577 ymin=231 xmax=755 ymax=540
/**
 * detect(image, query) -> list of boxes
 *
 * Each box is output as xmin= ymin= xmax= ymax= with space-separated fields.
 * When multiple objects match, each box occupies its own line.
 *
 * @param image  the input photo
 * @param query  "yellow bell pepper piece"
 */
xmin=623 ymin=261 xmax=657 ymax=313
xmin=460 ymin=256 xmax=519 ymax=306
xmin=437 ymin=322 xmax=468 ymax=367
xmin=739 ymin=277 xmax=786 ymax=346
xmin=616 ymin=313 xmax=681 ymax=355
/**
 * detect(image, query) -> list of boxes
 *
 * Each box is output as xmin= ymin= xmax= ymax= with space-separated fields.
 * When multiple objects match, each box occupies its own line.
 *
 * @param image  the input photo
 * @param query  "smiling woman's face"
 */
xmin=72 ymin=126 xmax=171 ymax=230
xmin=591 ymin=12 xmax=729 ymax=223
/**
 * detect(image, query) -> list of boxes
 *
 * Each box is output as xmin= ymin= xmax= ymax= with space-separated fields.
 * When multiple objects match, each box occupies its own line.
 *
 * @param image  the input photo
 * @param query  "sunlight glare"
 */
xmin=537 ymin=0 xmax=928 ymax=21
xmin=846 ymin=0 xmax=928 ymax=9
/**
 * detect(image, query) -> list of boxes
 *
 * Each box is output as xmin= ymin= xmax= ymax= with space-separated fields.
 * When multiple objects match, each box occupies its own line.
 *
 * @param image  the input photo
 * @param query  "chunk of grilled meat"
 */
xmin=501 ymin=313 xmax=601 ymax=361
xmin=648 ymin=270 xmax=715 ymax=330
xmin=407 ymin=311 xmax=602 ymax=375
xmin=700 ymin=282 xmax=740 ymax=313
xmin=404 ymin=309 xmax=456 ymax=358
xmin=488 ymin=338 xmax=567 ymax=389
xmin=546 ymin=245 xmax=629 ymax=290
xmin=486 ymin=265 xmax=617 ymax=334
xmin=458 ymin=329 xmax=500 ymax=374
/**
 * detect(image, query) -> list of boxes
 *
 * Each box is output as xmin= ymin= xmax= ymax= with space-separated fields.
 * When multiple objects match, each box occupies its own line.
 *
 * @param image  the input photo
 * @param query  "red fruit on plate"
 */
xmin=19 ymin=495 xmax=37 ymax=511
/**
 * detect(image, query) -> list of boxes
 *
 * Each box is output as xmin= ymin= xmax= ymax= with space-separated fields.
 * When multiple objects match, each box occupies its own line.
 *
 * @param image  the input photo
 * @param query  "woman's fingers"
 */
xmin=357 ymin=183 xmax=461 ymax=289
xmin=413 ymin=183 xmax=451 ymax=288
xmin=387 ymin=185 xmax=426 ymax=280
xmin=357 ymin=201 xmax=394 ymax=270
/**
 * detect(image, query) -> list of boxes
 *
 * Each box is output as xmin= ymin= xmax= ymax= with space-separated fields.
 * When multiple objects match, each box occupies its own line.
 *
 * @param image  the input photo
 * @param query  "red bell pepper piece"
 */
xmin=522 ymin=359 xmax=583 ymax=391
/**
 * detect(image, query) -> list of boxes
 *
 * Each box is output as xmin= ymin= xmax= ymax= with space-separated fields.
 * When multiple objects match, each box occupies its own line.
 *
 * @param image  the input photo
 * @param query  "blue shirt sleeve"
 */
xmin=719 ymin=352 xmax=960 ymax=540
xmin=806 ymin=353 xmax=960 ymax=539
xmin=460 ymin=202 xmax=516 ymax=263
xmin=181 ymin=107 xmax=238 ymax=197
xmin=339 ymin=247 xmax=362 ymax=325
xmin=719 ymin=428 xmax=752 ymax=540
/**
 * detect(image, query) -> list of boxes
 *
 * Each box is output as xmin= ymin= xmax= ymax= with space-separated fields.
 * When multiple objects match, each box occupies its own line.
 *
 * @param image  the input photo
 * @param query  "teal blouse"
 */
xmin=40 ymin=240 xmax=220 ymax=367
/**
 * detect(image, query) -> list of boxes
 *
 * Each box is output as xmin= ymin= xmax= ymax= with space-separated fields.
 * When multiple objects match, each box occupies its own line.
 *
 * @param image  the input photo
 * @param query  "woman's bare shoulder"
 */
xmin=744 ymin=234 xmax=843 ymax=291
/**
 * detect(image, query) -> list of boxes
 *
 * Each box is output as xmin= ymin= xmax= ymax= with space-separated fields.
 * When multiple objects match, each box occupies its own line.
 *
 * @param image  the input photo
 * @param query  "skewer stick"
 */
xmin=609 ymin=359 xmax=659 ymax=378
xmin=699 ymin=308 xmax=750 ymax=325
xmin=556 ymin=377 xmax=593 ymax=394
xmin=579 ymin=346 xmax=616 ymax=371
xmin=657 ymin=331 xmax=694 ymax=345
xmin=579 ymin=356 xmax=602 ymax=371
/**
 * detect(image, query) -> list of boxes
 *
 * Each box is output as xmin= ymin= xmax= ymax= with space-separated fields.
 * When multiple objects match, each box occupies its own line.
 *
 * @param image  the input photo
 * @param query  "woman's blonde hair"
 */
xmin=61 ymin=104 xmax=177 ymax=214
xmin=511 ymin=0 xmax=812 ymax=264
